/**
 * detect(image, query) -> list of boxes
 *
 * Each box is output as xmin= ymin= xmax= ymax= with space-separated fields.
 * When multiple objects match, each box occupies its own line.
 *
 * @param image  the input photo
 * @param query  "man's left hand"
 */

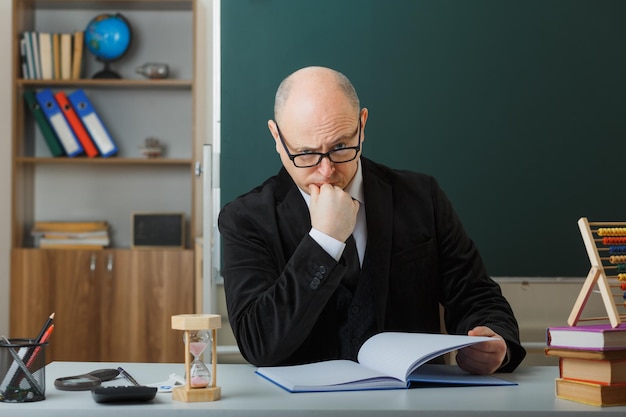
xmin=455 ymin=326 xmax=508 ymax=375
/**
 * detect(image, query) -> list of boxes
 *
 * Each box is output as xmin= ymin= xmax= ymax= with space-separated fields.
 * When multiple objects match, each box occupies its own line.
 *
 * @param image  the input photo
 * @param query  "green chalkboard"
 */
xmin=221 ymin=0 xmax=626 ymax=277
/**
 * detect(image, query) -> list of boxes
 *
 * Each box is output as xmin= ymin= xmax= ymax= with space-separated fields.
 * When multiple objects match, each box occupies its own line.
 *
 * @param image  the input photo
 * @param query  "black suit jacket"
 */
xmin=218 ymin=157 xmax=525 ymax=370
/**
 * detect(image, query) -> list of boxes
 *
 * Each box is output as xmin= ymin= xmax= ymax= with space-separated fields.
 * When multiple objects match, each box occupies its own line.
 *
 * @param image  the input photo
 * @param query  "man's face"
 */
xmin=270 ymin=91 xmax=367 ymax=194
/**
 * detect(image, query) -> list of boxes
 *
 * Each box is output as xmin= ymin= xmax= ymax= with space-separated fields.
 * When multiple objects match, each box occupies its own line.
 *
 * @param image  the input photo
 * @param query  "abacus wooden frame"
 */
xmin=568 ymin=217 xmax=625 ymax=328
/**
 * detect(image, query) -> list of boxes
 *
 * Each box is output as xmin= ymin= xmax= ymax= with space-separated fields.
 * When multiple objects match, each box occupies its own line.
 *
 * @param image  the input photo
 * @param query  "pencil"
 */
xmin=26 ymin=324 xmax=55 ymax=369
xmin=35 ymin=312 xmax=55 ymax=342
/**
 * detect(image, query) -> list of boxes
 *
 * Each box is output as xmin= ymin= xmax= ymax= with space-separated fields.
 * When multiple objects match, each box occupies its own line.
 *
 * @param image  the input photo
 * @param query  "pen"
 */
xmin=117 ymin=367 xmax=141 ymax=386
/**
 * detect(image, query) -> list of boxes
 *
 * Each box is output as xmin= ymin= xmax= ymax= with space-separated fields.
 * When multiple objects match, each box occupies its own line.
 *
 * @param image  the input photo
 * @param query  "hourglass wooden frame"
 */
xmin=171 ymin=314 xmax=221 ymax=402
xmin=568 ymin=218 xmax=626 ymax=328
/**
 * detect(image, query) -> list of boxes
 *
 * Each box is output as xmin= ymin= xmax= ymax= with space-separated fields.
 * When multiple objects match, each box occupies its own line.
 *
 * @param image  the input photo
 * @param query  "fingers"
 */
xmin=467 ymin=326 xmax=497 ymax=338
xmin=309 ymin=184 xmax=358 ymax=242
xmin=456 ymin=327 xmax=507 ymax=375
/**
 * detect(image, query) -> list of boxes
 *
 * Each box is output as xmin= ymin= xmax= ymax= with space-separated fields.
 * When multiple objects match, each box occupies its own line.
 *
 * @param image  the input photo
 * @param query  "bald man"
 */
xmin=218 ymin=66 xmax=526 ymax=374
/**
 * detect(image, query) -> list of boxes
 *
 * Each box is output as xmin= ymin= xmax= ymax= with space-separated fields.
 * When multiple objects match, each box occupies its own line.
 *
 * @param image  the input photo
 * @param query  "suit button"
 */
xmin=315 ymin=271 xmax=324 ymax=279
xmin=319 ymin=265 xmax=327 ymax=274
xmin=310 ymin=277 xmax=321 ymax=289
xmin=351 ymin=306 xmax=360 ymax=314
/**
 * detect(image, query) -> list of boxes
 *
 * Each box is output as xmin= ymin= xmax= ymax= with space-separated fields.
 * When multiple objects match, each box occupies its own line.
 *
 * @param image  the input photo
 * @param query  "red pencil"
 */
xmin=26 ymin=324 xmax=55 ymax=369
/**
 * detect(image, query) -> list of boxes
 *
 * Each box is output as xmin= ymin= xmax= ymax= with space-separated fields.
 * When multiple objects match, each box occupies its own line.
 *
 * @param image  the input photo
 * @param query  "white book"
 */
xmin=39 ymin=236 xmax=110 ymax=246
xmin=60 ymin=33 xmax=72 ymax=80
xmin=39 ymin=32 xmax=53 ymax=80
xmin=256 ymin=332 xmax=516 ymax=392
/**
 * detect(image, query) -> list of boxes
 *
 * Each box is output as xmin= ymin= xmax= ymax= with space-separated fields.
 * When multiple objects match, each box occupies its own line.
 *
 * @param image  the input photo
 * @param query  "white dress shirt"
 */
xmin=301 ymin=161 xmax=367 ymax=266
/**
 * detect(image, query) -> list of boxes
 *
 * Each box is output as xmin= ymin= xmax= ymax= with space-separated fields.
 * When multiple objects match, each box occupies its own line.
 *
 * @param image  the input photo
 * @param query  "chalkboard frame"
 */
xmin=131 ymin=212 xmax=185 ymax=249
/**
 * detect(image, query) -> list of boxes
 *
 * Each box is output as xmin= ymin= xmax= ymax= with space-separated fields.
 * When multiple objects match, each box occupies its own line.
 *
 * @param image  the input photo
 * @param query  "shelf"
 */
xmin=28 ymin=0 xmax=193 ymax=11
xmin=15 ymin=157 xmax=194 ymax=165
xmin=17 ymin=79 xmax=192 ymax=89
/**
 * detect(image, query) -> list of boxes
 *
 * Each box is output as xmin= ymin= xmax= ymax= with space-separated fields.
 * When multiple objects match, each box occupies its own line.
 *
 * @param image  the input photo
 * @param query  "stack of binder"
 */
xmin=546 ymin=323 xmax=626 ymax=406
xmin=32 ymin=221 xmax=111 ymax=249
xmin=24 ymin=88 xmax=118 ymax=158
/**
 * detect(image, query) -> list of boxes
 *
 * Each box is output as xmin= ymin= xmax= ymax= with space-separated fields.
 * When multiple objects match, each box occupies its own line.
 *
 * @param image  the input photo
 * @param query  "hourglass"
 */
xmin=188 ymin=330 xmax=211 ymax=388
xmin=171 ymin=314 xmax=221 ymax=402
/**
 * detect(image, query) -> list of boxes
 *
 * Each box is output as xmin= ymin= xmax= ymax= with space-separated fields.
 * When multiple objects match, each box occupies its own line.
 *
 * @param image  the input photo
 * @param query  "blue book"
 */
xmin=67 ymin=89 xmax=118 ymax=157
xmin=35 ymin=88 xmax=83 ymax=157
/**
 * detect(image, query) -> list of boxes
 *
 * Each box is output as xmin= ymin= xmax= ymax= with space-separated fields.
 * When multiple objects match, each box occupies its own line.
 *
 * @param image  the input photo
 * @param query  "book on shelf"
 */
xmin=547 ymin=324 xmax=626 ymax=350
xmin=71 ymin=31 xmax=84 ymax=79
xmin=33 ymin=230 xmax=109 ymax=239
xmin=39 ymin=243 xmax=107 ymax=250
xmin=555 ymin=377 xmax=626 ymax=407
xmin=67 ymin=89 xmax=118 ymax=157
xmin=60 ymin=33 xmax=72 ymax=80
xmin=19 ymin=34 xmax=29 ymax=79
xmin=52 ymin=33 xmax=61 ymax=80
xmin=559 ymin=357 xmax=626 ymax=385
xmin=54 ymin=91 xmax=99 ymax=157
xmin=39 ymin=236 xmax=110 ymax=248
xmin=32 ymin=221 xmax=110 ymax=249
xmin=23 ymin=90 xmax=65 ymax=157
xmin=39 ymin=32 xmax=53 ymax=80
xmin=30 ymin=31 xmax=41 ymax=80
xmin=35 ymin=89 xmax=83 ymax=157
xmin=33 ymin=221 xmax=108 ymax=233
xmin=22 ymin=32 xmax=36 ymax=80
xmin=255 ymin=332 xmax=515 ymax=393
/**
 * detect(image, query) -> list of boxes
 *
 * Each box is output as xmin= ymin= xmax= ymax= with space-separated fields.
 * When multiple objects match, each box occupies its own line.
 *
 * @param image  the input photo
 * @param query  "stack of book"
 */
xmin=546 ymin=323 xmax=626 ymax=406
xmin=32 ymin=221 xmax=111 ymax=249
xmin=19 ymin=31 xmax=84 ymax=80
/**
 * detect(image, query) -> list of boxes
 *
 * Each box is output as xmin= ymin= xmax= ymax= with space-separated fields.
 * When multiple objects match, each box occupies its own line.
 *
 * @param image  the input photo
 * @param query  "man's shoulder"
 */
xmin=362 ymin=157 xmax=437 ymax=188
xmin=220 ymin=168 xmax=292 ymax=216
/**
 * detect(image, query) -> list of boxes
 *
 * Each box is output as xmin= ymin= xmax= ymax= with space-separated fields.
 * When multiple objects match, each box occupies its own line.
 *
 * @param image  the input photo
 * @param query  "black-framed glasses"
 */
xmin=276 ymin=119 xmax=362 ymax=168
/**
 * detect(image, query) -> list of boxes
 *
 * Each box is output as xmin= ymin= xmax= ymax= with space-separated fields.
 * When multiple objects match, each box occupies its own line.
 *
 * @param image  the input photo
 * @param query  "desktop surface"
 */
xmin=1 ymin=362 xmax=625 ymax=416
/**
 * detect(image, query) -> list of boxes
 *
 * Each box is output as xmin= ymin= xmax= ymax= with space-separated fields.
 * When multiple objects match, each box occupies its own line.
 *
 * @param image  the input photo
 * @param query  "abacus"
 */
xmin=568 ymin=217 xmax=626 ymax=328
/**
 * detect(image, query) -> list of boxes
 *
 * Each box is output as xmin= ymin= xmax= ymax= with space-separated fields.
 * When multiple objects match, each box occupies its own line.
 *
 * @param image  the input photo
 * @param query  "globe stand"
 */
xmin=92 ymin=60 xmax=121 ymax=79
xmin=171 ymin=314 xmax=222 ymax=402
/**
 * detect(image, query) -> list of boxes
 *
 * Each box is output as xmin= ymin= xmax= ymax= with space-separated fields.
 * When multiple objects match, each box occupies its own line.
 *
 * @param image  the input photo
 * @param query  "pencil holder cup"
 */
xmin=0 ymin=339 xmax=47 ymax=402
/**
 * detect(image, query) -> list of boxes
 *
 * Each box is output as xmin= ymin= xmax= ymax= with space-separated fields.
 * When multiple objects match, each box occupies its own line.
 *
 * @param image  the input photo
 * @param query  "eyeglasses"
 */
xmin=276 ymin=119 xmax=362 ymax=168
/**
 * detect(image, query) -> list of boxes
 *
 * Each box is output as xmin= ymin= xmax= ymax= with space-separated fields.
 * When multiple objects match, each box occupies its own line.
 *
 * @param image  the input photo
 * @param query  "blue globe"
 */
xmin=85 ymin=13 xmax=131 ymax=62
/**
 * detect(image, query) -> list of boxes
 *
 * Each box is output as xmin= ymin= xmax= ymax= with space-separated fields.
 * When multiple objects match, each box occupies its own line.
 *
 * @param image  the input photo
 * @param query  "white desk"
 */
xmin=1 ymin=362 xmax=625 ymax=416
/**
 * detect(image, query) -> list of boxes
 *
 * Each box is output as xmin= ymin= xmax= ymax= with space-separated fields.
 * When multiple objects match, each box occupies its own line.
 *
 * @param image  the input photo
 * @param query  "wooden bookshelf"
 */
xmin=10 ymin=0 xmax=199 ymax=363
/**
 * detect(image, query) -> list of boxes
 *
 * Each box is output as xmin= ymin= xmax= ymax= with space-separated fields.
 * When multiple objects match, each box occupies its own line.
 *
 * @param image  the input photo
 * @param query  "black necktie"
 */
xmin=342 ymin=234 xmax=360 ymax=292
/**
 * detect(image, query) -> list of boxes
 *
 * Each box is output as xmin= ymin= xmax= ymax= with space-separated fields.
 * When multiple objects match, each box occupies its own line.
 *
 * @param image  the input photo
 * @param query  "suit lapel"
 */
xmin=361 ymin=158 xmax=393 ymax=328
xmin=275 ymin=168 xmax=311 ymax=255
